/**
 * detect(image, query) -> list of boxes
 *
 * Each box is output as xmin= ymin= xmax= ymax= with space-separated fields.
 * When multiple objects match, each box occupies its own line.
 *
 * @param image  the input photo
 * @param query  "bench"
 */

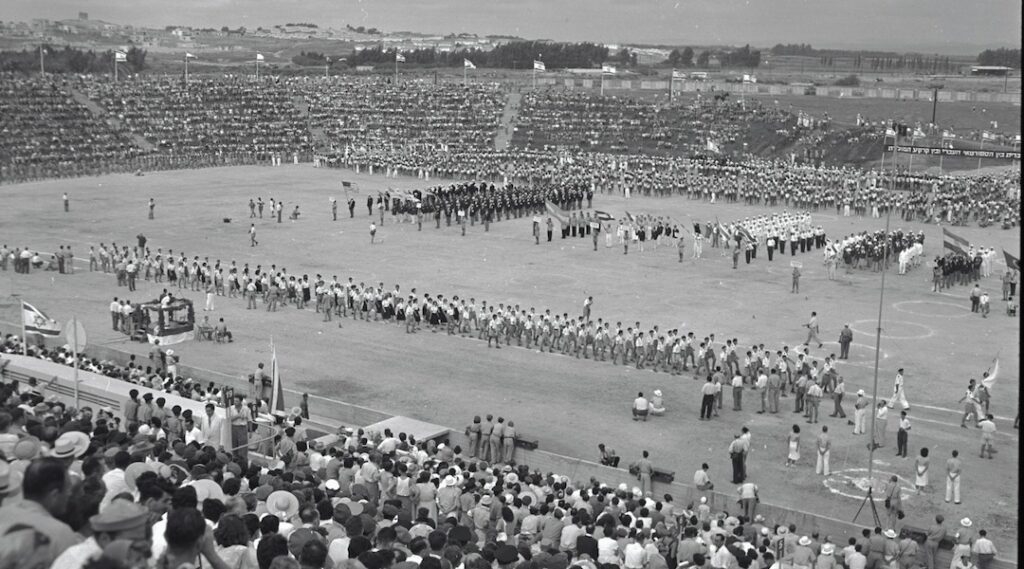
xmin=514 ymin=436 xmax=539 ymax=450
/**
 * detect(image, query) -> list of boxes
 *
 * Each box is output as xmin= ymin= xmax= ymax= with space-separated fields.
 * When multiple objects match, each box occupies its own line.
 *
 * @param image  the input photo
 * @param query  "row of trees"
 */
xmin=0 ymin=45 xmax=146 ymax=74
xmin=667 ymin=45 xmax=760 ymax=68
xmin=976 ymin=48 xmax=1021 ymax=68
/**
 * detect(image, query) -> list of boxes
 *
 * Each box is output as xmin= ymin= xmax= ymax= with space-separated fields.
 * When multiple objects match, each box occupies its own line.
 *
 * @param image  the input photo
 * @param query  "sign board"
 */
xmin=64 ymin=318 xmax=87 ymax=353
xmin=884 ymin=145 xmax=1020 ymax=160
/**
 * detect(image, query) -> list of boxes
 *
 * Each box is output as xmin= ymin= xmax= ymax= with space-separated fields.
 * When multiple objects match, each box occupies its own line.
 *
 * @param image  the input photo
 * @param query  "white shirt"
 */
xmin=51 ymin=536 xmax=102 ymax=569
xmin=100 ymin=468 xmax=128 ymax=512
xmin=623 ymin=542 xmax=647 ymax=569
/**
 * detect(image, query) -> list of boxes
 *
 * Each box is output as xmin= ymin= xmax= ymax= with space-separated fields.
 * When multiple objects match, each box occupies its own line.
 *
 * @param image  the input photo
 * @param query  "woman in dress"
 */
xmin=915 ymin=447 xmax=930 ymax=492
xmin=413 ymin=470 xmax=438 ymax=523
xmin=786 ymin=424 xmax=801 ymax=466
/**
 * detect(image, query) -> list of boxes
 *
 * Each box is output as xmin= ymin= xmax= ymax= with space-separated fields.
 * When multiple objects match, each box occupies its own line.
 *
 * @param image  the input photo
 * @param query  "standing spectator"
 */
xmin=786 ymin=424 xmax=801 ymax=467
xmin=0 ymin=458 xmax=81 ymax=567
xmin=971 ymin=530 xmax=997 ymax=569
xmin=896 ymin=411 xmax=911 ymax=458
xmin=945 ymin=450 xmax=963 ymax=504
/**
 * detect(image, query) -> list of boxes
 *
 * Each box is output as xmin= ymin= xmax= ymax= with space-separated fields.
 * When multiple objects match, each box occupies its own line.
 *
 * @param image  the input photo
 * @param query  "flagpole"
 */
xmin=256 ymin=58 xmax=260 ymax=81
xmin=978 ymin=137 xmax=984 ymax=171
xmin=20 ymin=301 xmax=27 ymax=355
xmin=72 ymin=316 xmax=80 ymax=409
xmin=185 ymin=56 xmax=189 ymax=86
xmin=39 ymin=45 xmax=44 ymax=74
xmin=114 ymin=58 xmax=118 ymax=82
xmin=464 ymin=64 xmax=467 ymax=86
xmin=601 ymin=73 xmax=605 ymax=96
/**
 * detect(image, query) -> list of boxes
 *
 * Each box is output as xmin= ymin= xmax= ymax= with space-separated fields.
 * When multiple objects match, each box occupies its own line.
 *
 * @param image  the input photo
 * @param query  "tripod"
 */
xmin=853 ymin=486 xmax=882 ymax=528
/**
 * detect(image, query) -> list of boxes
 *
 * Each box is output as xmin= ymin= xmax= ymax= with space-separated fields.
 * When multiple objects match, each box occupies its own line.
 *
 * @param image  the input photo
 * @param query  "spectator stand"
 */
xmin=0 ymin=351 xmax=230 ymax=449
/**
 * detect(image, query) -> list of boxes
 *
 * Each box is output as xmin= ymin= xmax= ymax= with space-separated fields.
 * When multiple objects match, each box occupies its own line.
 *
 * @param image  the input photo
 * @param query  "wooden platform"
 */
xmin=363 ymin=416 xmax=450 ymax=443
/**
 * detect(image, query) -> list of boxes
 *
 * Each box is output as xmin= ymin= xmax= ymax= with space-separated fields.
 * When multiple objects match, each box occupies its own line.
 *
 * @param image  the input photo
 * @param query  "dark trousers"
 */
xmin=731 ymin=452 xmax=744 ymax=483
xmin=767 ymin=246 xmax=774 ymax=261
xmin=832 ymin=393 xmax=847 ymax=417
xmin=839 ymin=341 xmax=850 ymax=359
xmin=700 ymin=394 xmax=715 ymax=419
xmin=897 ymin=428 xmax=908 ymax=456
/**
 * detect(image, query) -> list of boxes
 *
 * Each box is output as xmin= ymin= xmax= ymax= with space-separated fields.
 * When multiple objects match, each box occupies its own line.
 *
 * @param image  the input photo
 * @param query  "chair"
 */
xmin=196 ymin=326 xmax=214 ymax=342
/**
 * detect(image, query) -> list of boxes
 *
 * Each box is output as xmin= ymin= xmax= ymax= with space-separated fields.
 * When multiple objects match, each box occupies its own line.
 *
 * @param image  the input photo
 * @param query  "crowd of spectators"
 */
xmin=0 ymin=74 xmax=148 ymax=182
xmin=83 ymin=77 xmax=314 ymax=157
xmin=509 ymin=93 xmax=792 ymax=157
xmin=1 ymin=341 xmax=1003 ymax=569
xmin=301 ymin=78 xmax=505 ymax=155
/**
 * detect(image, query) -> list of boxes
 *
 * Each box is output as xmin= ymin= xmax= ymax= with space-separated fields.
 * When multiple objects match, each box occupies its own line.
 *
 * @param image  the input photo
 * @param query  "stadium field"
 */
xmin=0 ymin=164 xmax=1018 ymax=553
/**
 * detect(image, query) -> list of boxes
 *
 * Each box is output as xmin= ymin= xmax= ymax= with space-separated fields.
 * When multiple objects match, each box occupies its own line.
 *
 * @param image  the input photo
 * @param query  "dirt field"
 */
xmin=0 ymin=165 xmax=1019 ymax=553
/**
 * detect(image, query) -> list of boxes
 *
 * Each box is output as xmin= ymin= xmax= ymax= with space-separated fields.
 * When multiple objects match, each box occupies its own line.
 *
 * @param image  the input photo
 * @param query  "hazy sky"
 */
xmin=7 ymin=0 xmax=1022 ymax=51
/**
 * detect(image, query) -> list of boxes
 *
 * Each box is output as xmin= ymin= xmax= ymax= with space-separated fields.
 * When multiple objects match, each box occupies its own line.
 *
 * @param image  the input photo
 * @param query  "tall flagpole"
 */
xmin=71 ymin=316 xmax=80 ymax=409
xmin=256 ymin=58 xmax=260 ymax=81
xmin=185 ymin=56 xmax=189 ymax=86
xmin=114 ymin=58 xmax=118 ymax=82
xmin=20 ymin=301 xmax=27 ymax=355
xmin=39 ymin=45 xmax=45 ymax=74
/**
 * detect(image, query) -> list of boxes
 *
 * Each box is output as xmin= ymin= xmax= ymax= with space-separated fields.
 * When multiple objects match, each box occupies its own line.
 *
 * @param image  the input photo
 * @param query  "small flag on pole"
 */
xmin=464 ymin=59 xmax=476 ymax=69
xmin=942 ymin=130 xmax=955 ymax=140
xmin=115 ymin=50 xmax=127 ymax=63
xmin=706 ymin=139 xmax=720 ymax=153
xmin=269 ymin=340 xmax=285 ymax=413
xmin=256 ymin=53 xmax=265 ymax=62
xmin=594 ymin=211 xmax=614 ymax=222
xmin=533 ymin=60 xmax=545 ymax=71
xmin=22 ymin=301 xmax=61 ymax=337
xmin=1003 ymin=249 xmax=1020 ymax=271
xmin=982 ymin=131 xmax=994 ymax=141
xmin=396 ymin=53 xmax=406 ymax=63
xmin=884 ymin=127 xmax=896 ymax=139
xmin=912 ymin=127 xmax=926 ymax=139
xmin=672 ymin=69 xmax=686 ymax=80
xmin=185 ymin=52 xmax=196 ymax=59
xmin=601 ymin=64 xmax=617 ymax=74
xmin=942 ymin=227 xmax=969 ymax=255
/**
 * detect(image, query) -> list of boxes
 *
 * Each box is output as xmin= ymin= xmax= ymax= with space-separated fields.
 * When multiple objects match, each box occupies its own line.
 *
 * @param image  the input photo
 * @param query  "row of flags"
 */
xmin=943 ymin=227 xmax=1021 ymax=271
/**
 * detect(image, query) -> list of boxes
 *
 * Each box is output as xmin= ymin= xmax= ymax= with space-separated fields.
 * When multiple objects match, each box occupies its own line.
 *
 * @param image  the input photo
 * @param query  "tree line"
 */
xmin=0 ymin=45 xmax=147 ymax=74
xmin=976 ymin=48 xmax=1020 ymax=68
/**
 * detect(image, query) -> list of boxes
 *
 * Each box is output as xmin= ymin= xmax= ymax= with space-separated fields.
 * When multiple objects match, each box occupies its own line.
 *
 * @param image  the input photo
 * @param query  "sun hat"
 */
xmin=883 ymin=529 xmax=897 ymax=539
xmin=124 ymin=462 xmax=153 ymax=492
xmin=267 ymin=490 xmax=300 ymax=520
xmin=960 ymin=518 xmax=972 ymax=528
xmin=54 ymin=431 xmax=91 ymax=459
xmin=14 ymin=438 xmax=42 ymax=461
xmin=0 ymin=461 xmax=23 ymax=496
xmin=798 ymin=536 xmax=812 ymax=546
xmin=192 ymin=479 xmax=226 ymax=503
xmin=821 ymin=544 xmax=835 ymax=555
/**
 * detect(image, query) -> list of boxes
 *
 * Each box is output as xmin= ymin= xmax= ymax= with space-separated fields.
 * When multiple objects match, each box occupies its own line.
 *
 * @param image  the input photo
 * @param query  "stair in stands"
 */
xmin=493 ymin=91 xmax=521 ymax=151
xmin=69 ymin=88 xmax=158 ymax=153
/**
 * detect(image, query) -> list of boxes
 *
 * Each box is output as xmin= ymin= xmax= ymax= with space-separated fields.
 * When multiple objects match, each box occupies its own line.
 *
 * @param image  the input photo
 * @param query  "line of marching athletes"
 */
xmin=99 ymin=244 xmax=842 ymax=396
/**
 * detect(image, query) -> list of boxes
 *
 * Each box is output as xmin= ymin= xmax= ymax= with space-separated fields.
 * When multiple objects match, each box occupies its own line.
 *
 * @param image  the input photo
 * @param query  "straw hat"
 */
xmin=960 ymin=518 xmax=973 ymax=528
xmin=267 ymin=490 xmax=300 ymax=520
xmin=798 ymin=536 xmax=812 ymax=546
xmin=883 ymin=529 xmax=897 ymax=539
